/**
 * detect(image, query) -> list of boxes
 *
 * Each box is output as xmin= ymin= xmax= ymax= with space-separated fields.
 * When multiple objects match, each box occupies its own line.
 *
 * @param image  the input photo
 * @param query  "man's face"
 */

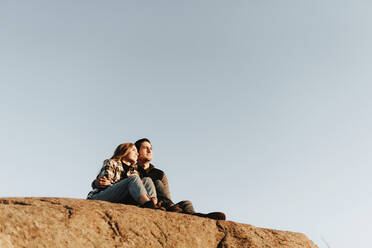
xmin=138 ymin=141 xmax=152 ymax=162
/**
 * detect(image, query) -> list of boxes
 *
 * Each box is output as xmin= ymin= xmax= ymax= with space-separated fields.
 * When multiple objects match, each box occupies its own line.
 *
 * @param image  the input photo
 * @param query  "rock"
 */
xmin=0 ymin=198 xmax=318 ymax=248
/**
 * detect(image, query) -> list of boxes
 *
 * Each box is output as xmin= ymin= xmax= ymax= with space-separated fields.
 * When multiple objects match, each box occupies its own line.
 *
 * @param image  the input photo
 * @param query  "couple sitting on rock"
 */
xmin=87 ymin=138 xmax=225 ymax=220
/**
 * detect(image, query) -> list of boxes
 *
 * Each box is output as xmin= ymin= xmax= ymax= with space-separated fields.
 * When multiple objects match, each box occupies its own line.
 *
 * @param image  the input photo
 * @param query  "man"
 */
xmin=134 ymin=138 xmax=226 ymax=220
xmin=134 ymin=138 xmax=193 ymax=214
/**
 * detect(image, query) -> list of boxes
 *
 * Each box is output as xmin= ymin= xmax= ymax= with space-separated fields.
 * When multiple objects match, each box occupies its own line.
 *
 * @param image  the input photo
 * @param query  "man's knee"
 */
xmin=154 ymin=180 xmax=169 ymax=199
xmin=142 ymin=177 xmax=154 ymax=186
xmin=154 ymin=179 xmax=164 ymax=188
xmin=127 ymin=174 xmax=142 ymax=184
xmin=178 ymin=200 xmax=193 ymax=206
xmin=177 ymin=200 xmax=195 ymax=214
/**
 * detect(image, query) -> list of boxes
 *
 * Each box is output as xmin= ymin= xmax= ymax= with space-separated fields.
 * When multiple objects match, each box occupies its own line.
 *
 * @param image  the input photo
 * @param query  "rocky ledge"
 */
xmin=0 ymin=197 xmax=317 ymax=248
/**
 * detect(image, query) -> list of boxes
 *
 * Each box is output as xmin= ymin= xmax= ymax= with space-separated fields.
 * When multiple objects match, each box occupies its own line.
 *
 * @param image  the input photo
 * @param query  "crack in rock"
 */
xmin=254 ymin=230 xmax=265 ymax=240
xmin=103 ymin=211 xmax=123 ymax=238
xmin=39 ymin=199 xmax=61 ymax=205
xmin=129 ymin=228 xmax=141 ymax=238
xmin=37 ymin=199 xmax=73 ymax=219
xmin=216 ymin=221 xmax=227 ymax=248
xmin=64 ymin=205 xmax=73 ymax=219
xmin=153 ymin=221 xmax=168 ymax=243
xmin=14 ymin=201 xmax=31 ymax=206
xmin=0 ymin=200 xmax=31 ymax=206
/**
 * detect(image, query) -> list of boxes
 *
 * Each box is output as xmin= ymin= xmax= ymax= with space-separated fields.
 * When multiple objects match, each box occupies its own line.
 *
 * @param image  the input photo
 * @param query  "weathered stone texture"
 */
xmin=0 ymin=198 xmax=318 ymax=248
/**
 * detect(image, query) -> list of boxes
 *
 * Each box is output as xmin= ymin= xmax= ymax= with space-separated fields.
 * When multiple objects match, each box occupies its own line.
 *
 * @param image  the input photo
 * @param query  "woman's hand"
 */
xmin=94 ymin=176 xmax=112 ymax=188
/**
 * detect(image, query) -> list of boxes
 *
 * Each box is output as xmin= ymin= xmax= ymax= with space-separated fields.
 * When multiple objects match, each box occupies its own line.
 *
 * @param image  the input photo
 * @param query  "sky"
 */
xmin=1 ymin=1 xmax=372 ymax=247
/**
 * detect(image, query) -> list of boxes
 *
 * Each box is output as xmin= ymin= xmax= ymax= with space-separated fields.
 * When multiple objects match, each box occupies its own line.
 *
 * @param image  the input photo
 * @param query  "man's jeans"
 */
xmin=91 ymin=175 xmax=156 ymax=204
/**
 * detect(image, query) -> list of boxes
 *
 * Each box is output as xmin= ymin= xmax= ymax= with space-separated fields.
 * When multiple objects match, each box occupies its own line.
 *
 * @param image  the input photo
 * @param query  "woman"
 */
xmin=87 ymin=143 xmax=158 ymax=209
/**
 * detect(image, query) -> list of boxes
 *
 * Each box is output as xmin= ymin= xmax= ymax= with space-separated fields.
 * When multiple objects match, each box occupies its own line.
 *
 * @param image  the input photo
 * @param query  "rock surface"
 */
xmin=0 ymin=197 xmax=318 ymax=248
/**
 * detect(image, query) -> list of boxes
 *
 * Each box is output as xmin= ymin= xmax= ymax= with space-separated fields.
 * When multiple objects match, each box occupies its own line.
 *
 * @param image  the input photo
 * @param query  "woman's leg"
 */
xmin=91 ymin=175 xmax=150 ymax=204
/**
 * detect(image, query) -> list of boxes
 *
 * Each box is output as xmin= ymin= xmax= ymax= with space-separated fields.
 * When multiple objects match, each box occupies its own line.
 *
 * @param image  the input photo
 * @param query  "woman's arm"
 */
xmin=94 ymin=176 xmax=112 ymax=188
xmin=92 ymin=159 xmax=115 ymax=188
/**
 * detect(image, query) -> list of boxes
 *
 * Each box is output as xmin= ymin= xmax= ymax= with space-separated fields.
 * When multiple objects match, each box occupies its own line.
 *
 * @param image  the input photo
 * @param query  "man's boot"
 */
xmin=193 ymin=212 xmax=226 ymax=220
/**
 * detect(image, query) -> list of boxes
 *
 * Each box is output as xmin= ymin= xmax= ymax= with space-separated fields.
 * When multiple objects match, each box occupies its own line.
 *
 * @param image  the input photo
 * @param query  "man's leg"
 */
xmin=176 ymin=200 xmax=195 ymax=214
xmin=142 ymin=177 xmax=157 ymax=203
xmin=175 ymin=200 xmax=226 ymax=220
xmin=154 ymin=179 xmax=170 ymax=202
xmin=153 ymin=179 xmax=183 ymax=212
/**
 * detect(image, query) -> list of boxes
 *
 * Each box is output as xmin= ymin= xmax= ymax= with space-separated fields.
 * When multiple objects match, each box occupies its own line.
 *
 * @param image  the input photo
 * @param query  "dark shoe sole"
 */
xmin=193 ymin=212 xmax=226 ymax=220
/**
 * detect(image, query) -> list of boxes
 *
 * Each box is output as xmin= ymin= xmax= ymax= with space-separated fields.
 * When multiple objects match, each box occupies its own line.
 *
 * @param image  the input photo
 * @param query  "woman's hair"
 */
xmin=111 ymin=143 xmax=135 ymax=160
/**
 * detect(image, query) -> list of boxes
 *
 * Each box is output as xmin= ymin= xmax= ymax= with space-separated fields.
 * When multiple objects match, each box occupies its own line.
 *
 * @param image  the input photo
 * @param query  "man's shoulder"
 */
xmin=148 ymin=164 xmax=166 ymax=179
xmin=149 ymin=163 xmax=161 ymax=170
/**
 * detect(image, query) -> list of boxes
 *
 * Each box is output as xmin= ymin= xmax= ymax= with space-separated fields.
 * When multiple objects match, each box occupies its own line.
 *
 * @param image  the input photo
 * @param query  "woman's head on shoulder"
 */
xmin=111 ymin=143 xmax=138 ymax=164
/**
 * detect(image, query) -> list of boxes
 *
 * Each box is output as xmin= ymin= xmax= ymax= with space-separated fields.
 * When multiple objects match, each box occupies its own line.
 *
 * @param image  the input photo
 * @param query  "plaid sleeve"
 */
xmin=96 ymin=159 xmax=116 ymax=183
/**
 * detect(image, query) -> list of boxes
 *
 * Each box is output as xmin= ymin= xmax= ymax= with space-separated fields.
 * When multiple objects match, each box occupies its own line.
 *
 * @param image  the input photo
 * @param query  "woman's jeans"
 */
xmin=90 ymin=175 xmax=156 ymax=204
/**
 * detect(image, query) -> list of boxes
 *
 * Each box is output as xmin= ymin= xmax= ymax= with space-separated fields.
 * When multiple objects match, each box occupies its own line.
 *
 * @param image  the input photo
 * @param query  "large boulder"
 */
xmin=0 ymin=197 xmax=318 ymax=248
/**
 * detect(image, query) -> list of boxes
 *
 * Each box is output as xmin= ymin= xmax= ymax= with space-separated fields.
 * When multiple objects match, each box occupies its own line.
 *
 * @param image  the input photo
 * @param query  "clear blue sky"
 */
xmin=1 ymin=1 xmax=371 ymax=247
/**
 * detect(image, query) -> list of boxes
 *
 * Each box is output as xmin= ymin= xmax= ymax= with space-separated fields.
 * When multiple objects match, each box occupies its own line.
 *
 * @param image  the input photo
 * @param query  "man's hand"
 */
xmin=94 ymin=176 xmax=112 ymax=188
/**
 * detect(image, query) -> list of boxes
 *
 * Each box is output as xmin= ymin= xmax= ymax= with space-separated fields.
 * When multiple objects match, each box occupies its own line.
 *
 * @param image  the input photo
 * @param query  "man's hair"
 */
xmin=111 ymin=143 xmax=135 ymax=160
xmin=135 ymin=138 xmax=151 ymax=151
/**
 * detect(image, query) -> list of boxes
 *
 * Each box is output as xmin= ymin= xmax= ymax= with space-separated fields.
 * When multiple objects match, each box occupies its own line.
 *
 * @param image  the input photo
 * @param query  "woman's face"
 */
xmin=125 ymin=146 xmax=138 ymax=164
